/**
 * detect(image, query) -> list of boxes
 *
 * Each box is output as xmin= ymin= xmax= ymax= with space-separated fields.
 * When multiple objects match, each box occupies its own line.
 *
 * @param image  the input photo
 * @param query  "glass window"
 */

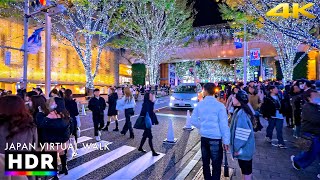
xmin=174 ymin=85 xmax=197 ymax=93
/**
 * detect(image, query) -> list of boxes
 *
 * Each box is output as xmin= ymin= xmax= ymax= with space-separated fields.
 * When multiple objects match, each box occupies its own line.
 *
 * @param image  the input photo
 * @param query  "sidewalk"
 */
xmin=190 ymin=118 xmax=319 ymax=180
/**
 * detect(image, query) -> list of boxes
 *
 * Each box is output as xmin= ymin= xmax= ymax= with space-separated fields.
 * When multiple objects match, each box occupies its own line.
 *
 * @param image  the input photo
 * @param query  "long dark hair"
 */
xmin=31 ymin=95 xmax=50 ymax=115
xmin=64 ymin=89 xmax=73 ymax=100
xmin=0 ymin=95 xmax=35 ymax=139
xmin=53 ymin=97 xmax=70 ymax=120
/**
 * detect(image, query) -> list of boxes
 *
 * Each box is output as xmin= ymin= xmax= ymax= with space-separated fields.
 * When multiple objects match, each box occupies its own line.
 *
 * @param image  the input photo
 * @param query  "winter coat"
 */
xmin=36 ymin=112 xmax=70 ymax=143
xmin=139 ymin=100 xmax=158 ymax=125
xmin=261 ymin=95 xmax=284 ymax=118
xmin=65 ymin=98 xmax=79 ymax=119
xmin=290 ymin=93 xmax=303 ymax=126
xmin=230 ymin=109 xmax=255 ymax=161
xmin=107 ymin=93 xmax=118 ymax=116
xmin=301 ymin=102 xmax=320 ymax=135
xmin=88 ymin=96 xmax=106 ymax=118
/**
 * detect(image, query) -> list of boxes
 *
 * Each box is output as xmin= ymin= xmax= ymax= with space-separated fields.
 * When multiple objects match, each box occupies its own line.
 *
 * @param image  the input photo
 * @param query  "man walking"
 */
xmin=88 ymin=89 xmax=106 ymax=141
xmin=191 ymin=83 xmax=230 ymax=180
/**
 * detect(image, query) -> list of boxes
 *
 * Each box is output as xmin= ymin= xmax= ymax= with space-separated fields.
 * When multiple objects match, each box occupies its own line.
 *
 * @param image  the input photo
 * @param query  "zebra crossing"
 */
xmin=58 ymin=136 xmax=166 ymax=180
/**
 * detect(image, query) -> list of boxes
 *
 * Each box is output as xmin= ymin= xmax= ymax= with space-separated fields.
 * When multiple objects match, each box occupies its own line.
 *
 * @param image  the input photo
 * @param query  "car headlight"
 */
xmin=170 ymin=96 xmax=175 ymax=100
xmin=191 ymin=97 xmax=197 ymax=101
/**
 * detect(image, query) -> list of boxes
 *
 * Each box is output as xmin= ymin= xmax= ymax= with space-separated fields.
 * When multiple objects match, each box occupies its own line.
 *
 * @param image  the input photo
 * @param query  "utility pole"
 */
xmin=23 ymin=0 xmax=30 ymax=89
xmin=45 ymin=12 xmax=52 ymax=98
xmin=243 ymin=24 xmax=247 ymax=85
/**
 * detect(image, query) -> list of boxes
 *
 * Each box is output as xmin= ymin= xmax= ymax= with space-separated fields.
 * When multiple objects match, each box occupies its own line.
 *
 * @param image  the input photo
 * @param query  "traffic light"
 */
xmin=30 ymin=0 xmax=46 ymax=9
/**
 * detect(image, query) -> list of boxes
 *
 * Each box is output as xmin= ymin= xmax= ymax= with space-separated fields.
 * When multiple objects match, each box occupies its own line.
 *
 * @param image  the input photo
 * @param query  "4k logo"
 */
xmin=266 ymin=3 xmax=316 ymax=19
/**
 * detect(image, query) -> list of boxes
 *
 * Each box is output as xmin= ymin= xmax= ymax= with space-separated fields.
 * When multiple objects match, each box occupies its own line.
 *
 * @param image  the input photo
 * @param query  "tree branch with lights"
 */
xmin=219 ymin=2 xmax=314 ymax=81
xmin=49 ymin=0 xmax=119 ymax=90
xmin=114 ymin=0 xmax=194 ymax=85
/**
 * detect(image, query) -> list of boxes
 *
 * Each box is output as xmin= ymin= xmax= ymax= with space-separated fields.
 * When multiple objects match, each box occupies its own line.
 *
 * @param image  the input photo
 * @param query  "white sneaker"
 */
xmin=95 ymin=136 xmax=101 ymax=142
xmin=265 ymin=137 xmax=272 ymax=143
xmin=98 ymin=131 xmax=101 ymax=136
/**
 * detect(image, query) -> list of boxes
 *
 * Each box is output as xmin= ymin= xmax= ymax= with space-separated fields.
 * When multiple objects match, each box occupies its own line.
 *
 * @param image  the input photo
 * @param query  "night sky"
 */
xmin=192 ymin=0 xmax=226 ymax=27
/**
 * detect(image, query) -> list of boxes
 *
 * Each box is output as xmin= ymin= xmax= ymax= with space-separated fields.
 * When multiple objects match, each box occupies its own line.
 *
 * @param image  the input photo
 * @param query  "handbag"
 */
xmin=223 ymin=150 xmax=229 ymax=177
xmin=145 ymin=112 xmax=152 ymax=129
xmin=133 ymin=116 xmax=146 ymax=130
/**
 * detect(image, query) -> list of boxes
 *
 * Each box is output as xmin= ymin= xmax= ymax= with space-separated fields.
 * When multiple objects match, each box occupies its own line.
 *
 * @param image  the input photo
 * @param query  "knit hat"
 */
xmin=236 ymin=90 xmax=249 ymax=104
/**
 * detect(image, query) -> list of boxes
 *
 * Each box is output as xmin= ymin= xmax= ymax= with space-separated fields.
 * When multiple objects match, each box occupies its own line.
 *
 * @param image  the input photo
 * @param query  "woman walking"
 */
xmin=138 ymin=92 xmax=160 ymax=156
xmin=64 ymin=89 xmax=80 ymax=142
xmin=118 ymin=87 xmax=136 ymax=138
xmin=103 ymin=88 xmax=119 ymax=131
xmin=36 ymin=97 xmax=71 ymax=178
xmin=230 ymin=90 xmax=255 ymax=180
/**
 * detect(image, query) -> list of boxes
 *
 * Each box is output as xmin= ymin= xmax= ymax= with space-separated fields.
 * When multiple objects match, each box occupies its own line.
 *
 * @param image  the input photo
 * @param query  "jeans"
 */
xmin=201 ymin=137 xmax=223 ymax=180
xmin=294 ymin=125 xmax=301 ymax=137
xmin=266 ymin=118 xmax=284 ymax=144
xmin=122 ymin=108 xmax=134 ymax=135
xmin=93 ymin=113 xmax=104 ymax=136
xmin=294 ymin=135 xmax=320 ymax=169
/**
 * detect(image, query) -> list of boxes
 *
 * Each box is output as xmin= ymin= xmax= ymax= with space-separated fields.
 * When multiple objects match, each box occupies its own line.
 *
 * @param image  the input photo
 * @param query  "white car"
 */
xmin=169 ymin=83 xmax=202 ymax=109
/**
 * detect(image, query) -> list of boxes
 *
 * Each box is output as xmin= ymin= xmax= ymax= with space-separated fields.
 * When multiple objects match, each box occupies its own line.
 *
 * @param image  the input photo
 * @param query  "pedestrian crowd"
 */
xmin=0 ymin=84 xmax=163 ymax=180
xmin=192 ymin=79 xmax=320 ymax=180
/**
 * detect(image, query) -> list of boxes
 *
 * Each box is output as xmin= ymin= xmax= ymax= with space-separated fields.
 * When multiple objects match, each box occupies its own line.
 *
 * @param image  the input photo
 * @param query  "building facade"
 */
xmin=0 ymin=18 xmax=131 ymax=94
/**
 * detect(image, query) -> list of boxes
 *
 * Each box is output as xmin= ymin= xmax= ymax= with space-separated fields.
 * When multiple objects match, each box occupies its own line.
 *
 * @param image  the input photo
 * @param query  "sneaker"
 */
xmin=98 ymin=130 xmax=101 ymax=136
xmin=95 ymin=136 xmax=101 ymax=142
xmin=265 ymin=137 xmax=272 ymax=143
xmin=291 ymin=155 xmax=301 ymax=170
xmin=278 ymin=144 xmax=287 ymax=149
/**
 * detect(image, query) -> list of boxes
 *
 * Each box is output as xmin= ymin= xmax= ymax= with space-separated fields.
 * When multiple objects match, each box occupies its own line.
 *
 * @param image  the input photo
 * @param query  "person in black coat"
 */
xmin=36 ymin=97 xmax=71 ymax=177
xmin=102 ymin=88 xmax=119 ymax=131
xmin=282 ymin=85 xmax=293 ymax=128
xmin=64 ymin=89 xmax=79 ymax=142
xmin=88 ymin=89 xmax=106 ymax=142
xmin=291 ymin=90 xmax=320 ymax=172
xmin=261 ymin=86 xmax=286 ymax=148
xmin=290 ymin=84 xmax=303 ymax=138
xmin=138 ymin=92 xmax=160 ymax=156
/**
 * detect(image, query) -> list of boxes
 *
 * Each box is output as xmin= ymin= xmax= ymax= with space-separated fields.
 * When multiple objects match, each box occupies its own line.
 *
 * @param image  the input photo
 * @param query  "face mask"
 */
xmin=50 ymin=104 xmax=57 ymax=111
xmin=299 ymin=84 xmax=305 ymax=89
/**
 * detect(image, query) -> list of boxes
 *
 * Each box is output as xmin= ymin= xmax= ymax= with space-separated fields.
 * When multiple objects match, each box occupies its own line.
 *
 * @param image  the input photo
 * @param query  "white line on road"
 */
xmin=60 ymin=145 xmax=136 ymax=180
xmin=77 ymin=136 xmax=93 ymax=144
xmin=80 ymin=106 xmax=168 ymax=133
xmin=156 ymin=113 xmax=187 ymax=118
xmin=175 ymin=149 xmax=202 ymax=180
xmin=104 ymin=152 xmax=165 ymax=180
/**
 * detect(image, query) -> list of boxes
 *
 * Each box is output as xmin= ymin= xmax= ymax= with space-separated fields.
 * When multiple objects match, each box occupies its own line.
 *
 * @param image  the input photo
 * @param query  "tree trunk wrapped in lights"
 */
xmin=115 ymin=0 xmax=194 ymax=85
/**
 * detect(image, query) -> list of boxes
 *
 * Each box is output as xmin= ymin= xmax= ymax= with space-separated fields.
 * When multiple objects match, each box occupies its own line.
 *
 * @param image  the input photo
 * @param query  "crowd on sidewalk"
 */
xmin=191 ymin=79 xmax=320 ymax=180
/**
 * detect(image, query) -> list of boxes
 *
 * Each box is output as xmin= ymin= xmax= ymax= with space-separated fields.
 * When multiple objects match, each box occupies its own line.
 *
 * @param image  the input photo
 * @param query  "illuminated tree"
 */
xmin=50 ymin=0 xmax=119 ymax=90
xmin=219 ymin=3 xmax=314 ymax=81
xmin=115 ymin=0 xmax=194 ymax=85
xmin=218 ymin=0 xmax=319 ymax=48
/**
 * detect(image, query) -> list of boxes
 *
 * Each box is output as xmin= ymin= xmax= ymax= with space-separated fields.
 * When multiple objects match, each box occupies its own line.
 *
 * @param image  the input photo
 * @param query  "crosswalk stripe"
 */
xmin=60 ymin=145 xmax=136 ymax=180
xmin=104 ymin=152 xmax=165 ymax=180
xmin=77 ymin=136 xmax=93 ymax=144
xmin=175 ymin=149 xmax=202 ymax=180
xmin=71 ymin=140 xmax=113 ymax=161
